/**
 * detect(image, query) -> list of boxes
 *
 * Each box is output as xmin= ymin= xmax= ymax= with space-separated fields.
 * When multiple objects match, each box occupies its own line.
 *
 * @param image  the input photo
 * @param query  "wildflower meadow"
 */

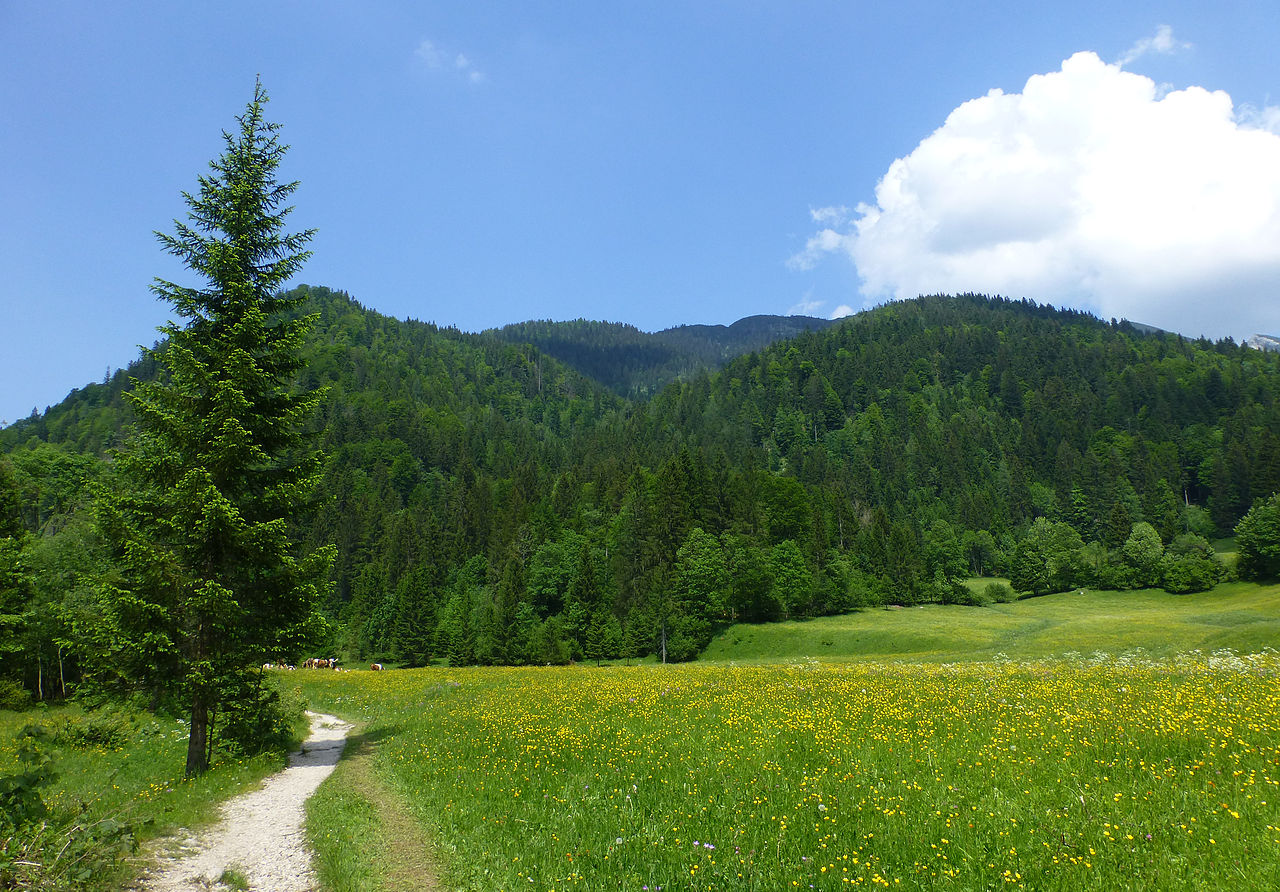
xmin=288 ymin=650 xmax=1280 ymax=890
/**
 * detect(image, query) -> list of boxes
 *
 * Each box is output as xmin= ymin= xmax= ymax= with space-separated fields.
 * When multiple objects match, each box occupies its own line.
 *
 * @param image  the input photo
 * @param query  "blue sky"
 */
xmin=4 ymin=2 xmax=1280 ymax=425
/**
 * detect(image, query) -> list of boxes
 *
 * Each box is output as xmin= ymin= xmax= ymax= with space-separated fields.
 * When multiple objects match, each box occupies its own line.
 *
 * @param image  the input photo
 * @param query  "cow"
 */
xmin=370 ymin=663 xmax=384 ymax=671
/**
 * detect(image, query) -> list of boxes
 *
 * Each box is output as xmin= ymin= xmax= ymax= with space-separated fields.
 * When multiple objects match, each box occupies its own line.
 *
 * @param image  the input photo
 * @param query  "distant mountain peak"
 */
xmin=1246 ymin=333 xmax=1280 ymax=352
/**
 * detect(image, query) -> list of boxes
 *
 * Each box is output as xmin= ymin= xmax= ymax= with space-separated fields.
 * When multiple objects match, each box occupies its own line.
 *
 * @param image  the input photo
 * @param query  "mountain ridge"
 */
xmin=484 ymin=313 xmax=836 ymax=396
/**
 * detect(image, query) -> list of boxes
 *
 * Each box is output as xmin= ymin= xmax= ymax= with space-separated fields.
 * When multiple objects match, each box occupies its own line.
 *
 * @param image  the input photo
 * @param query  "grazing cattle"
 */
xmin=370 ymin=663 xmax=383 ymax=671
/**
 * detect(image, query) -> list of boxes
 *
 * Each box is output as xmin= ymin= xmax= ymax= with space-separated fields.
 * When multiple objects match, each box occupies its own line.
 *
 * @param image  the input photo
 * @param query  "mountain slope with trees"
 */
xmin=3 ymin=291 xmax=1280 ymax=688
xmin=486 ymin=314 xmax=835 ymax=397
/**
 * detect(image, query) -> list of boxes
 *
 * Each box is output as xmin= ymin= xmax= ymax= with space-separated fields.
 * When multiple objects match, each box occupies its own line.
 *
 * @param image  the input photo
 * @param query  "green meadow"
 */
xmin=704 ymin=582 xmax=1280 ymax=663
xmin=4 ymin=583 xmax=1280 ymax=890
xmin=0 ymin=704 xmax=306 ymax=890
xmin=280 ymin=582 xmax=1280 ymax=892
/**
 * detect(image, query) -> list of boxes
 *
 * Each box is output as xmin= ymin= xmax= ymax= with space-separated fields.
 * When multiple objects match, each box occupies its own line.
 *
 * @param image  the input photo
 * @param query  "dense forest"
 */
xmin=3 ymin=287 xmax=1279 ymax=696
xmin=486 ymin=314 xmax=835 ymax=397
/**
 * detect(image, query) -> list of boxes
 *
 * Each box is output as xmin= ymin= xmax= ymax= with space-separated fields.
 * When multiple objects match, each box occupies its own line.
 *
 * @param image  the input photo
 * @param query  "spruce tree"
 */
xmin=98 ymin=80 xmax=330 ymax=776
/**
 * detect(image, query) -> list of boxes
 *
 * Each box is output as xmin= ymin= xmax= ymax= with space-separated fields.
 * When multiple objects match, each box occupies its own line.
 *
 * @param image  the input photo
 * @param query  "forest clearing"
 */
xmin=4 ymin=583 xmax=1279 ymax=890
xmin=286 ymin=644 xmax=1280 ymax=890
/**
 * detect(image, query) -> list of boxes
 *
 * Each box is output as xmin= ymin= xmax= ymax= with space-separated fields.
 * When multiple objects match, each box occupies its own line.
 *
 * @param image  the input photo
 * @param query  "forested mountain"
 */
xmin=486 ymin=314 xmax=835 ymax=396
xmin=4 ymin=288 xmax=1280 ymax=683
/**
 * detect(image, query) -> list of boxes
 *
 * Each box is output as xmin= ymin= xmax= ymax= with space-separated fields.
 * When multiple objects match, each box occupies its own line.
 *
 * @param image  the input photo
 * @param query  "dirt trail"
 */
xmin=133 ymin=711 xmax=351 ymax=892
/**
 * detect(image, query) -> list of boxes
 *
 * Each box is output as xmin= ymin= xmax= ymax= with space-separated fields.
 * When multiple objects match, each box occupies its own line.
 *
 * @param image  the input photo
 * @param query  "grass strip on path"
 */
xmin=307 ymin=723 xmax=441 ymax=892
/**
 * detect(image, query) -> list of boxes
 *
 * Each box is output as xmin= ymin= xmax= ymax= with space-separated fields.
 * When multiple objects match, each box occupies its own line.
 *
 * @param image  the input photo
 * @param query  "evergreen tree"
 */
xmin=97 ymin=81 xmax=329 ymax=776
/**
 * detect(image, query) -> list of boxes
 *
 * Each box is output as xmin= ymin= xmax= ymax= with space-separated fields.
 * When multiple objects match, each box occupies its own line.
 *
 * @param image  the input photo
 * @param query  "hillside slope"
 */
xmin=487 ymin=314 xmax=835 ymax=396
xmin=5 ymin=290 xmax=1280 ymax=672
xmin=704 ymin=581 xmax=1280 ymax=662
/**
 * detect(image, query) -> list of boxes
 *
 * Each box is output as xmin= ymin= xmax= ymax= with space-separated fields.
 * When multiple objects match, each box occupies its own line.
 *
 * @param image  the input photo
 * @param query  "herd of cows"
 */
xmin=262 ymin=659 xmax=384 ymax=671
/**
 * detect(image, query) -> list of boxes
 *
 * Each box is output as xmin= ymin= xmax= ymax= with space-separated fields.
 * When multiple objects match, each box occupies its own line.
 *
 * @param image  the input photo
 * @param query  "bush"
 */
xmin=0 ymin=678 xmax=31 ymax=711
xmin=51 ymin=710 xmax=137 ymax=749
xmin=0 ymin=725 xmax=54 ymax=832
xmin=1159 ymin=533 xmax=1227 ymax=594
xmin=983 ymin=581 xmax=1017 ymax=603
xmin=215 ymin=678 xmax=307 ymax=759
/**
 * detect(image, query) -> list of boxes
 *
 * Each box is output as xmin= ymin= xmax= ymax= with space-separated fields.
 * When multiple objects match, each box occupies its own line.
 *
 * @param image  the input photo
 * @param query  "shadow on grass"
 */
xmin=336 ymin=723 xmax=405 ymax=762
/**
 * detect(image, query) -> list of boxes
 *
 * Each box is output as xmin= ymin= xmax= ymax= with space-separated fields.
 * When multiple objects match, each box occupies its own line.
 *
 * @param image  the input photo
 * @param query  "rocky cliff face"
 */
xmin=1246 ymin=333 xmax=1280 ymax=352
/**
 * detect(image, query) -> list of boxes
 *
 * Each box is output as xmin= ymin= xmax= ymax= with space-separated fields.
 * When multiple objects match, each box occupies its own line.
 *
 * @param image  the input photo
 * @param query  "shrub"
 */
xmin=983 ymin=581 xmax=1017 ymax=603
xmin=0 ymin=678 xmax=31 ymax=711
xmin=1159 ymin=533 xmax=1227 ymax=594
xmin=51 ymin=710 xmax=137 ymax=749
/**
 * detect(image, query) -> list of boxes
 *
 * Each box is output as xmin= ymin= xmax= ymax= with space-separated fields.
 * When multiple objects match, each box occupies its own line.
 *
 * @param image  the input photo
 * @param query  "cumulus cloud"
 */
xmin=416 ymin=39 xmax=485 ymax=84
xmin=793 ymin=49 xmax=1280 ymax=337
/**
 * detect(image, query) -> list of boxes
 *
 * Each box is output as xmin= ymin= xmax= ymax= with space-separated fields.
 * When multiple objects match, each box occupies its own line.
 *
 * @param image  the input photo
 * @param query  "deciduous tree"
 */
xmin=1236 ymin=493 xmax=1280 ymax=581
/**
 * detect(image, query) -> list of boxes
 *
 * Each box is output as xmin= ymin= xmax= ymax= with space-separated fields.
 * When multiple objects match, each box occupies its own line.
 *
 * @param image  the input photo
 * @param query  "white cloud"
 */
xmin=415 ymin=39 xmax=485 ymax=84
xmin=1117 ymin=24 xmax=1191 ymax=68
xmin=787 ymin=228 xmax=847 ymax=271
xmin=788 ymin=295 xmax=825 ymax=316
xmin=810 ymin=206 xmax=851 ymax=226
xmin=1237 ymin=102 xmax=1280 ymax=134
xmin=829 ymin=305 xmax=855 ymax=319
xmin=794 ymin=50 xmax=1280 ymax=338
xmin=416 ymin=39 xmax=446 ymax=68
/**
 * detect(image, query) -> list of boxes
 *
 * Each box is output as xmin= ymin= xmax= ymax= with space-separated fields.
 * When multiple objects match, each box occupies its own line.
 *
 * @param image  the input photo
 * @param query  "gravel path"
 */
xmin=134 ymin=711 xmax=352 ymax=892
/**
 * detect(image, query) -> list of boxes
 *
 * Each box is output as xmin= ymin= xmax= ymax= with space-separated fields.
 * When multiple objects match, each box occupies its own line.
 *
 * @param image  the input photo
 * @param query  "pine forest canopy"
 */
xmin=5 ymin=284 xmax=1280 ymax=683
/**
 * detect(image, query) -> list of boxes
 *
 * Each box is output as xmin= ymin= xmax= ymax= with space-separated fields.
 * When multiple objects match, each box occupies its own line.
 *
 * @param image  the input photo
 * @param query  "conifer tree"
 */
xmin=97 ymin=80 xmax=329 ymax=776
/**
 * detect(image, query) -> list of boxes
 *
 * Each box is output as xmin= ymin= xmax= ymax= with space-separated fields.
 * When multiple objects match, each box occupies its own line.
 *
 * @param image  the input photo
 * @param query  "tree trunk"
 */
xmin=186 ymin=692 xmax=210 ymax=777
xmin=206 ymin=703 xmax=217 ymax=770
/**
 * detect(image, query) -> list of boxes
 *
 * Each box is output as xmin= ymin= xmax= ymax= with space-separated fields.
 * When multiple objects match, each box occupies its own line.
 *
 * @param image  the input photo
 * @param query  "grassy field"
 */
xmin=0 ymin=702 xmax=306 ymax=890
xmin=279 ymin=582 xmax=1280 ymax=891
xmin=5 ymin=583 xmax=1279 ymax=890
xmin=286 ymin=651 xmax=1280 ymax=891
xmin=703 ymin=582 xmax=1280 ymax=663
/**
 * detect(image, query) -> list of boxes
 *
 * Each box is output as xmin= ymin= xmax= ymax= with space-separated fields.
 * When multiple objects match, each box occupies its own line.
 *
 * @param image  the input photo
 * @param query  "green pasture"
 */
xmin=703 ymin=581 xmax=1280 ymax=662
xmin=0 ymin=703 xmax=305 ymax=890
xmin=5 ymin=581 xmax=1280 ymax=890
xmin=285 ymin=651 xmax=1280 ymax=892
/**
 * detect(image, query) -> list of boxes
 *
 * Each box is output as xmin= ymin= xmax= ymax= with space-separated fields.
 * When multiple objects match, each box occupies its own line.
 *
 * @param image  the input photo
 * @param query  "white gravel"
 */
xmin=134 ymin=711 xmax=352 ymax=892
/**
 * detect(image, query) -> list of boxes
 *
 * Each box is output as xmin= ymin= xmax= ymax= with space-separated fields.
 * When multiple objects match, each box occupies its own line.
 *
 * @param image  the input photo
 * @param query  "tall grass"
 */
xmin=288 ymin=647 xmax=1280 ymax=891
xmin=0 ymin=702 xmax=305 ymax=890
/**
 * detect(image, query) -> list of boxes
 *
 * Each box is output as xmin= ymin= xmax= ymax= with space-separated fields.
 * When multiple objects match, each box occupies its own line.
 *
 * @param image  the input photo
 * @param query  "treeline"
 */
xmin=3 ymin=289 xmax=1280 ymax=690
